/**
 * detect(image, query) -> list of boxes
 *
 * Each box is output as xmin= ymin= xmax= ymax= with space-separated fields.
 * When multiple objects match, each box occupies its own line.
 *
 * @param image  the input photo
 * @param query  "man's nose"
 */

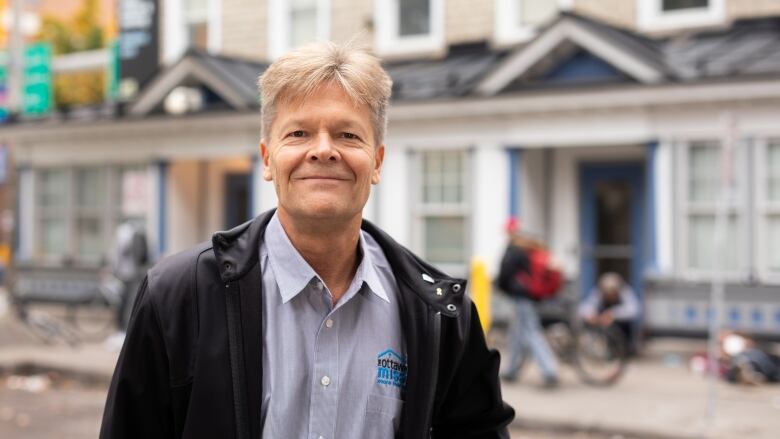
xmin=307 ymin=132 xmax=339 ymax=162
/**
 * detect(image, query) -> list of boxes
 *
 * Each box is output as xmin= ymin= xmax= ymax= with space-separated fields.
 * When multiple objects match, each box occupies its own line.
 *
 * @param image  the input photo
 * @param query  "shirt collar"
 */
xmin=264 ymin=213 xmax=390 ymax=304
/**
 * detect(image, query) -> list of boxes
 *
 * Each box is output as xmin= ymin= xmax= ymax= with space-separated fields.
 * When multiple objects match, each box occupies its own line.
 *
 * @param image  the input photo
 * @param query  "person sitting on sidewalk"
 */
xmin=578 ymin=272 xmax=640 ymax=355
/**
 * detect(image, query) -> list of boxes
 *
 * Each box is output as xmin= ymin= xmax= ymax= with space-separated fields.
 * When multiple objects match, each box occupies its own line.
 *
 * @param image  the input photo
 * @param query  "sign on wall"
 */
xmin=118 ymin=0 xmax=160 ymax=101
xmin=22 ymin=43 xmax=52 ymax=116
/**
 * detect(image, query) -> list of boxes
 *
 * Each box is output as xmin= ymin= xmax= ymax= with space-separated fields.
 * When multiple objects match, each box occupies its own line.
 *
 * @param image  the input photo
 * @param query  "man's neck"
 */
xmin=276 ymin=209 xmax=362 ymax=304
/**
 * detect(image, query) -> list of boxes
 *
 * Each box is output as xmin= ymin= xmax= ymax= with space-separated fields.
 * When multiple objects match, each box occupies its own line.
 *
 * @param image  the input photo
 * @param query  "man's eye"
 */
xmin=342 ymin=132 xmax=358 ymax=140
xmin=288 ymin=130 xmax=305 ymax=138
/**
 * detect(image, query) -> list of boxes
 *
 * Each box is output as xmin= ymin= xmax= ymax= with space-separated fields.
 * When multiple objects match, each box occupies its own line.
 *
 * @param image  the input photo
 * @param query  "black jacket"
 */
xmin=496 ymin=244 xmax=533 ymax=301
xmin=100 ymin=210 xmax=515 ymax=439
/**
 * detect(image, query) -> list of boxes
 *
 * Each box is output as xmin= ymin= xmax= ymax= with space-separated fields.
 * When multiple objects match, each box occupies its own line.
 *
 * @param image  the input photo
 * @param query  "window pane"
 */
xmin=38 ymin=169 xmax=67 ymax=209
xmin=422 ymin=151 xmax=465 ymax=204
xmin=688 ymin=214 xmax=738 ymax=271
xmin=518 ymin=0 xmax=558 ymax=27
xmin=290 ymin=7 xmax=317 ymax=48
xmin=399 ymin=0 xmax=430 ymax=37
xmin=77 ymin=217 xmax=103 ymax=261
xmin=768 ymin=216 xmax=780 ymax=272
xmin=662 ymin=0 xmax=709 ymax=11
xmin=768 ymin=142 xmax=780 ymax=202
xmin=424 ymin=216 xmax=465 ymax=263
xmin=41 ymin=217 xmax=67 ymax=259
xmin=76 ymin=168 xmax=105 ymax=208
xmin=688 ymin=143 xmax=720 ymax=203
xmin=117 ymin=167 xmax=149 ymax=217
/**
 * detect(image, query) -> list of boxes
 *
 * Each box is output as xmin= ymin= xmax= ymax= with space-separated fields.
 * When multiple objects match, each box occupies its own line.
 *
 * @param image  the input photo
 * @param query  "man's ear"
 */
xmin=371 ymin=145 xmax=385 ymax=185
xmin=260 ymin=141 xmax=273 ymax=181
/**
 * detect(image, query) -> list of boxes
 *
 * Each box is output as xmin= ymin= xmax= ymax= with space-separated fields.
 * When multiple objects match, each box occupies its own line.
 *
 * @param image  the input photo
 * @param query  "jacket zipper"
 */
xmin=426 ymin=310 xmax=442 ymax=438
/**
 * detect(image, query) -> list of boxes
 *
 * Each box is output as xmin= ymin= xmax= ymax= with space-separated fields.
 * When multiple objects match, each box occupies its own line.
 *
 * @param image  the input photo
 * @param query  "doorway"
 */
xmin=579 ymin=162 xmax=645 ymax=300
xmin=224 ymin=172 xmax=251 ymax=229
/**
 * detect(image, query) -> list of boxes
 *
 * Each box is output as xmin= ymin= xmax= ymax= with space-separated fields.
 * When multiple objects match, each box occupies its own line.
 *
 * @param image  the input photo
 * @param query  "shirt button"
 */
xmin=325 ymin=319 xmax=334 ymax=328
xmin=318 ymin=436 xmax=325 ymax=439
xmin=314 ymin=280 xmax=323 ymax=291
xmin=321 ymin=375 xmax=331 ymax=387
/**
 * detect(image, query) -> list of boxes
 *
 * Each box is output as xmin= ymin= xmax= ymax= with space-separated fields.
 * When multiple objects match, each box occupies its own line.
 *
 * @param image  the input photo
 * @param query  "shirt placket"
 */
xmin=308 ymin=280 xmax=340 ymax=439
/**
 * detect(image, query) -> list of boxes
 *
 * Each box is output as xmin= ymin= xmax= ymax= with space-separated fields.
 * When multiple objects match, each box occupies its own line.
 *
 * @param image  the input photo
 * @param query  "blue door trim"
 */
xmin=249 ymin=154 xmax=259 ymax=217
xmin=579 ymin=162 xmax=646 ymax=302
xmin=507 ymin=148 xmax=522 ymax=217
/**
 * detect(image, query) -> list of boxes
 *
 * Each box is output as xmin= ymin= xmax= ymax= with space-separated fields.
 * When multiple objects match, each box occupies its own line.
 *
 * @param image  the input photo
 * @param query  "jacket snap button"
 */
xmin=446 ymin=304 xmax=457 ymax=312
xmin=223 ymin=262 xmax=231 ymax=270
xmin=452 ymin=284 xmax=461 ymax=292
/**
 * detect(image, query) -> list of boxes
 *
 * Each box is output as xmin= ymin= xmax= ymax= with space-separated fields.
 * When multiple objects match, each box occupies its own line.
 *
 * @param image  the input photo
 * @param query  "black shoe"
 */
xmin=541 ymin=377 xmax=559 ymax=389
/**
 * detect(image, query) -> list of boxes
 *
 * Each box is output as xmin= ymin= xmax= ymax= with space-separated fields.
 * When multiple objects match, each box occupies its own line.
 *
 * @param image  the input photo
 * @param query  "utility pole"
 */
xmin=7 ymin=0 xmax=23 ymax=115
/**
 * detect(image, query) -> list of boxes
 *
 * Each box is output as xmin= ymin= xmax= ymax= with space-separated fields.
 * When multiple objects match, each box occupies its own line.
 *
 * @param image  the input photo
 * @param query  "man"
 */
xmin=578 ymin=272 xmax=640 ymax=354
xmin=100 ymin=41 xmax=514 ymax=439
xmin=497 ymin=218 xmax=560 ymax=388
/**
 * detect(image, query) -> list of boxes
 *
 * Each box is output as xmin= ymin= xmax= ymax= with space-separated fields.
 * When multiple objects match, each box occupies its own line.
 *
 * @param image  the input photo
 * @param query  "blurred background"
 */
xmin=0 ymin=0 xmax=779 ymax=438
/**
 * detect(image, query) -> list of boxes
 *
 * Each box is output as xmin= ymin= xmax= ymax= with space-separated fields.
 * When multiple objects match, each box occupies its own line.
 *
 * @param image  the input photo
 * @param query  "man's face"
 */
xmin=261 ymin=82 xmax=384 ymax=224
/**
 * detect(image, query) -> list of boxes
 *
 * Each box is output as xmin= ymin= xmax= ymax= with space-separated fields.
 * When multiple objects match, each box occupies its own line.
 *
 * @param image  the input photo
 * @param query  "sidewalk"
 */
xmin=502 ymin=338 xmax=780 ymax=439
xmin=2 ymin=289 xmax=779 ymax=438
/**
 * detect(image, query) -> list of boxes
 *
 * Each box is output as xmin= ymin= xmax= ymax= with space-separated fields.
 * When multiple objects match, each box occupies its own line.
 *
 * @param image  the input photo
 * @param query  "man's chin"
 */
xmin=280 ymin=202 xmax=360 ymax=223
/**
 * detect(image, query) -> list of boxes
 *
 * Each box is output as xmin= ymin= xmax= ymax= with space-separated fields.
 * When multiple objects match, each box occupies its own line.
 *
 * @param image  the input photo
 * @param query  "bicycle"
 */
xmin=10 ymin=266 xmax=127 ymax=346
xmin=491 ymin=294 xmax=629 ymax=387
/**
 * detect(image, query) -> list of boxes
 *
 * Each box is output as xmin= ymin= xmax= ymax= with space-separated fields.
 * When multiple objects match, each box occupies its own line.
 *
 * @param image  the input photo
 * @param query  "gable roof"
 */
xmin=475 ymin=12 xmax=668 ymax=96
xmin=129 ymin=49 xmax=268 ymax=116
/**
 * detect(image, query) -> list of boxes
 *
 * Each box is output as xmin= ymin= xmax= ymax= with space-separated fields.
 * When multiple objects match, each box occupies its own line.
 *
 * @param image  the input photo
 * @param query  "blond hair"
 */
xmin=258 ymin=41 xmax=393 ymax=145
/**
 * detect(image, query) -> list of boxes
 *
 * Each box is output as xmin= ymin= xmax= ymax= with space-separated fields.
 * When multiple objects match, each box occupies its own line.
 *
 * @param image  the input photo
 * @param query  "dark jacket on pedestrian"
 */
xmin=497 ymin=244 xmax=533 ymax=301
xmin=100 ymin=209 xmax=515 ymax=439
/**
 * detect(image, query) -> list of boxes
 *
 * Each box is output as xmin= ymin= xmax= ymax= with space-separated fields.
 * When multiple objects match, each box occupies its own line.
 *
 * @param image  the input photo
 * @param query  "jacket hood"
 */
xmin=211 ymin=209 xmax=467 ymax=317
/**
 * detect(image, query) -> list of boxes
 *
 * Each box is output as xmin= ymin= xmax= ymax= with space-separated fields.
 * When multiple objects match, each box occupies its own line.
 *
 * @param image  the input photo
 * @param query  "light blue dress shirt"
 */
xmin=260 ymin=214 xmax=406 ymax=439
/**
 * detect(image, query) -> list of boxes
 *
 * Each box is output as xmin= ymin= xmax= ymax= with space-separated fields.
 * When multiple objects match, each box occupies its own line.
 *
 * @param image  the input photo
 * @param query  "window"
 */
xmin=680 ymin=141 xmax=746 ymax=275
xmin=763 ymin=140 xmax=780 ymax=274
xmin=375 ymin=0 xmax=443 ymax=56
xmin=269 ymin=0 xmax=330 ymax=59
xmin=415 ymin=150 xmax=470 ymax=269
xmin=495 ymin=0 xmax=561 ymax=45
xmin=185 ymin=0 xmax=210 ymax=50
xmin=638 ymin=0 xmax=724 ymax=32
xmin=34 ymin=166 xmax=148 ymax=265
xmin=662 ymin=0 xmax=709 ymax=11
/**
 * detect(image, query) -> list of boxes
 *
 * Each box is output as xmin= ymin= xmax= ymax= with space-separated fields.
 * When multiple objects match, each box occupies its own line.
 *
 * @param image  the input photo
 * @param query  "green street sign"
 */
xmin=106 ymin=40 xmax=120 ymax=101
xmin=23 ymin=43 xmax=52 ymax=116
xmin=0 ymin=51 xmax=8 ymax=122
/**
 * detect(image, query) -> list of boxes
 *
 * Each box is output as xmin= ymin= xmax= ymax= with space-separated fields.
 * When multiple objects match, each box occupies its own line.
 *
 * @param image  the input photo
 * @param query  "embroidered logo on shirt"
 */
xmin=376 ymin=349 xmax=407 ymax=389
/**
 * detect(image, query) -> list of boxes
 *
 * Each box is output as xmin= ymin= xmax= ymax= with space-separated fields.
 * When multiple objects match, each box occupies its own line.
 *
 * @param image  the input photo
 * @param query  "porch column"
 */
xmin=471 ymin=143 xmax=510 ymax=275
xmin=15 ymin=166 xmax=33 ymax=262
xmin=250 ymin=153 xmax=261 ymax=217
xmin=507 ymin=148 xmax=522 ymax=218
xmin=156 ymin=160 xmax=169 ymax=258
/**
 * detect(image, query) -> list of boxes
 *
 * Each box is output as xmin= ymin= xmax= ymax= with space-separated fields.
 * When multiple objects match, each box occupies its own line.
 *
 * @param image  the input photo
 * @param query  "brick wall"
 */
xmin=574 ymin=0 xmax=636 ymax=30
xmin=728 ymin=0 xmax=780 ymax=20
xmin=221 ymin=0 xmax=267 ymax=60
xmin=446 ymin=0 xmax=494 ymax=45
xmin=330 ymin=0 xmax=375 ymax=46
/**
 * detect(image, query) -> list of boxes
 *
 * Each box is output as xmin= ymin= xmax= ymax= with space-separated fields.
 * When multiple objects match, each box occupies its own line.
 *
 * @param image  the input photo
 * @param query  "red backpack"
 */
xmin=516 ymin=249 xmax=563 ymax=300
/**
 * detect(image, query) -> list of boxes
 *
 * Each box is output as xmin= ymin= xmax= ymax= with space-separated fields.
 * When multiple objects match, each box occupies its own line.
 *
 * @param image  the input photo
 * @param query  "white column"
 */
xmin=471 ymin=143 xmax=510 ymax=276
xmin=655 ymin=139 xmax=674 ymax=274
xmin=163 ymin=0 xmax=186 ymax=64
xmin=376 ymin=143 xmax=409 ymax=245
xmin=16 ymin=167 xmax=34 ymax=261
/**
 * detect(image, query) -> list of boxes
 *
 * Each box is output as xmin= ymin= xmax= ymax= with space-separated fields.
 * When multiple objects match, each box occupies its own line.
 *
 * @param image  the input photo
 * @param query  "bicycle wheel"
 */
xmin=66 ymin=299 xmax=116 ymax=341
xmin=573 ymin=324 xmax=628 ymax=386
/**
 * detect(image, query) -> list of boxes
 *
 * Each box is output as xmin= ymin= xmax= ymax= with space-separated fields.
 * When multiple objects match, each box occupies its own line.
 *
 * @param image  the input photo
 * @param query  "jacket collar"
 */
xmin=212 ymin=208 xmax=466 ymax=317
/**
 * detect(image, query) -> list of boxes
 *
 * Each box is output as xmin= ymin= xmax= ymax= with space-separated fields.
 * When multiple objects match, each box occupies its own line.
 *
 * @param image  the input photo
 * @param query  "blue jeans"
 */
xmin=502 ymin=297 xmax=559 ymax=380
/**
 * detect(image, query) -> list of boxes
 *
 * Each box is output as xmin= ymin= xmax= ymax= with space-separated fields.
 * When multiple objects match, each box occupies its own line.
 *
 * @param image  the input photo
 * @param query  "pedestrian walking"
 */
xmin=100 ymin=41 xmax=514 ymax=439
xmin=497 ymin=218 xmax=561 ymax=388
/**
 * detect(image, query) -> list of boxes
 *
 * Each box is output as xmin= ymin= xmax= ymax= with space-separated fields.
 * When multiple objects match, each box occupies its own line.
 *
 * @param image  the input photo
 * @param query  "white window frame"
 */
xmin=411 ymin=148 xmax=472 ymax=276
xmin=374 ymin=0 xmax=444 ymax=57
xmin=268 ymin=0 xmax=331 ymax=59
xmin=754 ymin=138 xmax=780 ymax=283
xmin=675 ymin=139 xmax=750 ymax=282
xmin=638 ymin=0 xmax=725 ymax=33
xmin=33 ymin=165 xmax=149 ymax=267
xmin=163 ymin=0 xmax=222 ymax=64
xmin=494 ymin=0 xmax=568 ymax=46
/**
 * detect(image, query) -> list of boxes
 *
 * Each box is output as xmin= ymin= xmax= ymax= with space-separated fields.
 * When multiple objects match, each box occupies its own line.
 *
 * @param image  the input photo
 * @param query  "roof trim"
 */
xmin=475 ymin=18 xmax=666 ymax=96
xmin=129 ymin=55 xmax=252 ymax=116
